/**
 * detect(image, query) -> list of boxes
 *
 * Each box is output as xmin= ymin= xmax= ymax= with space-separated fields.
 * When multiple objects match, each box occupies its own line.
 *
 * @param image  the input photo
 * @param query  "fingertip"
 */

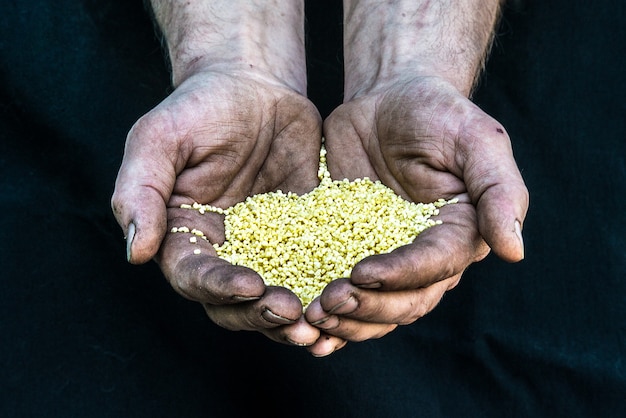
xmin=350 ymin=255 xmax=386 ymax=288
xmin=481 ymin=217 xmax=525 ymax=263
xmin=303 ymin=296 xmax=324 ymax=323
xmin=112 ymin=174 xmax=169 ymax=264
xmin=308 ymin=334 xmax=348 ymax=357
xmin=124 ymin=202 xmax=168 ymax=265
xmin=260 ymin=286 xmax=305 ymax=322
xmin=475 ymin=182 xmax=528 ymax=263
xmin=317 ymin=278 xmax=356 ymax=312
xmin=126 ymin=220 xmax=166 ymax=265
xmin=284 ymin=317 xmax=321 ymax=347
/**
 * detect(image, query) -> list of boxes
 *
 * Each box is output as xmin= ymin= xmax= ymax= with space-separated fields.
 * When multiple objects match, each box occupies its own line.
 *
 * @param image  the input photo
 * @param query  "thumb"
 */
xmin=459 ymin=116 xmax=529 ymax=263
xmin=111 ymin=125 xmax=177 ymax=264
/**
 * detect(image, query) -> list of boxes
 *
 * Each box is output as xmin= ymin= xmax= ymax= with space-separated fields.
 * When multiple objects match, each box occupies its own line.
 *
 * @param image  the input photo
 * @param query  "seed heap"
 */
xmin=172 ymin=146 xmax=455 ymax=307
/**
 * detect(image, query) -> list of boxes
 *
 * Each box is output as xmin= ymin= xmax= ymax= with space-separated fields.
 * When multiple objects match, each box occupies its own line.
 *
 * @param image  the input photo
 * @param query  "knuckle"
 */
xmin=130 ymin=111 xmax=166 ymax=138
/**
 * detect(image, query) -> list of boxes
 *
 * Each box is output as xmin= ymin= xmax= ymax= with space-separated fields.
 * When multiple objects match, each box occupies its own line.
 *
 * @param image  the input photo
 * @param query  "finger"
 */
xmin=110 ymin=183 xmax=168 ymax=264
xmin=312 ymin=316 xmax=397 ymax=342
xmin=111 ymin=118 xmax=178 ymax=264
xmin=313 ymin=277 xmax=458 ymax=327
xmin=309 ymin=293 xmax=399 ymax=341
xmin=304 ymin=296 xmax=329 ymax=325
xmin=349 ymin=200 xmax=488 ymax=290
xmin=162 ymin=203 xmax=308 ymax=332
xmin=157 ymin=208 xmax=266 ymax=303
xmin=260 ymin=316 xmax=321 ymax=347
xmin=307 ymin=333 xmax=348 ymax=357
xmin=308 ymin=298 xmax=399 ymax=341
xmin=203 ymin=287 xmax=305 ymax=332
xmin=457 ymin=114 xmax=529 ymax=262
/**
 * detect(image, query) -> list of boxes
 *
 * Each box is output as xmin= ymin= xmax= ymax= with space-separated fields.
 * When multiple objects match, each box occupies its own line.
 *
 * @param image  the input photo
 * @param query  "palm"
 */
xmin=144 ymin=72 xmax=320 ymax=206
xmin=326 ymin=78 xmax=484 ymax=201
xmin=113 ymin=71 xmax=323 ymax=345
xmin=305 ymin=76 xmax=527 ymax=347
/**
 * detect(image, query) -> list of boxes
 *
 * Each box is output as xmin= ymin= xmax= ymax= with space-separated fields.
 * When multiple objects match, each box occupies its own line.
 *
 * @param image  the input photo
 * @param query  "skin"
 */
xmin=304 ymin=0 xmax=529 ymax=356
xmin=111 ymin=0 xmax=323 ymax=346
xmin=112 ymin=0 xmax=529 ymax=357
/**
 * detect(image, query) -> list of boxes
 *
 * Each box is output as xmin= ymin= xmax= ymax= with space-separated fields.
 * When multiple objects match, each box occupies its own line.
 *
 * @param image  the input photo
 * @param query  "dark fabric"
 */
xmin=1 ymin=1 xmax=624 ymax=416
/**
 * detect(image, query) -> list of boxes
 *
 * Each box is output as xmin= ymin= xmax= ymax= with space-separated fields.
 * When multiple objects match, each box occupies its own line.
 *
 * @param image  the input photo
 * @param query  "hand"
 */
xmin=305 ymin=75 xmax=528 ymax=353
xmin=112 ymin=69 xmax=323 ymax=346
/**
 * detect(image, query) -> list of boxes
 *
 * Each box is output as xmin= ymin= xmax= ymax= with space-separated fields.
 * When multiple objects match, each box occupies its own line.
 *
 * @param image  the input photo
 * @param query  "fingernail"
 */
xmin=126 ymin=222 xmax=136 ymax=263
xmin=311 ymin=316 xmax=330 ymax=326
xmin=232 ymin=295 xmax=261 ymax=302
xmin=262 ymin=308 xmax=296 ymax=325
xmin=356 ymin=282 xmax=381 ymax=289
xmin=328 ymin=296 xmax=358 ymax=315
xmin=313 ymin=315 xmax=340 ymax=330
xmin=514 ymin=220 xmax=524 ymax=260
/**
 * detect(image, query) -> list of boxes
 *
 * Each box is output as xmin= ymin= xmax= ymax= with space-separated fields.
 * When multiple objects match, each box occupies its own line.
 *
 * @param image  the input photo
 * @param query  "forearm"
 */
xmin=149 ymin=0 xmax=307 ymax=93
xmin=343 ymin=0 xmax=500 ymax=98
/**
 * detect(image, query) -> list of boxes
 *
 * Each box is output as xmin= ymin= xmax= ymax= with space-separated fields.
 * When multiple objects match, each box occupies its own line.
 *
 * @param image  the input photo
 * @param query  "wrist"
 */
xmin=342 ymin=0 xmax=500 ymax=99
xmin=151 ymin=0 xmax=307 ymax=93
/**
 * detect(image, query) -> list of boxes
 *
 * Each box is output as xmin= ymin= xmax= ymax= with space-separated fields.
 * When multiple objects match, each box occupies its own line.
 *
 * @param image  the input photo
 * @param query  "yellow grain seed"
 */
xmin=191 ymin=228 xmax=205 ymax=237
xmin=175 ymin=144 xmax=456 ymax=307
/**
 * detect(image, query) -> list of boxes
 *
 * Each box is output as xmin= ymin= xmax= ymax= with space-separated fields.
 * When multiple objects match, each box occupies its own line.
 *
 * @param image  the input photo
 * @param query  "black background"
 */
xmin=1 ymin=1 xmax=625 ymax=416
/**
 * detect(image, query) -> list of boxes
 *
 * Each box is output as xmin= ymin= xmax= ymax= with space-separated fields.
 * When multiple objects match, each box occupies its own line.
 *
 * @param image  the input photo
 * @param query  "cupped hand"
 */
xmin=111 ymin=70 xmax=323 ymax=346
xmin=305 ymin=76 xmax=528 ymax=354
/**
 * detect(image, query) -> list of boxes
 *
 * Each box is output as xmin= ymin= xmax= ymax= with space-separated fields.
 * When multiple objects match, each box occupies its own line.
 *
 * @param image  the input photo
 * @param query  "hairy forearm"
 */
xmin=343 ymin=0 xmax=501 ymax=98
xmin=149 ymin=0 xmax=307 ymax=93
